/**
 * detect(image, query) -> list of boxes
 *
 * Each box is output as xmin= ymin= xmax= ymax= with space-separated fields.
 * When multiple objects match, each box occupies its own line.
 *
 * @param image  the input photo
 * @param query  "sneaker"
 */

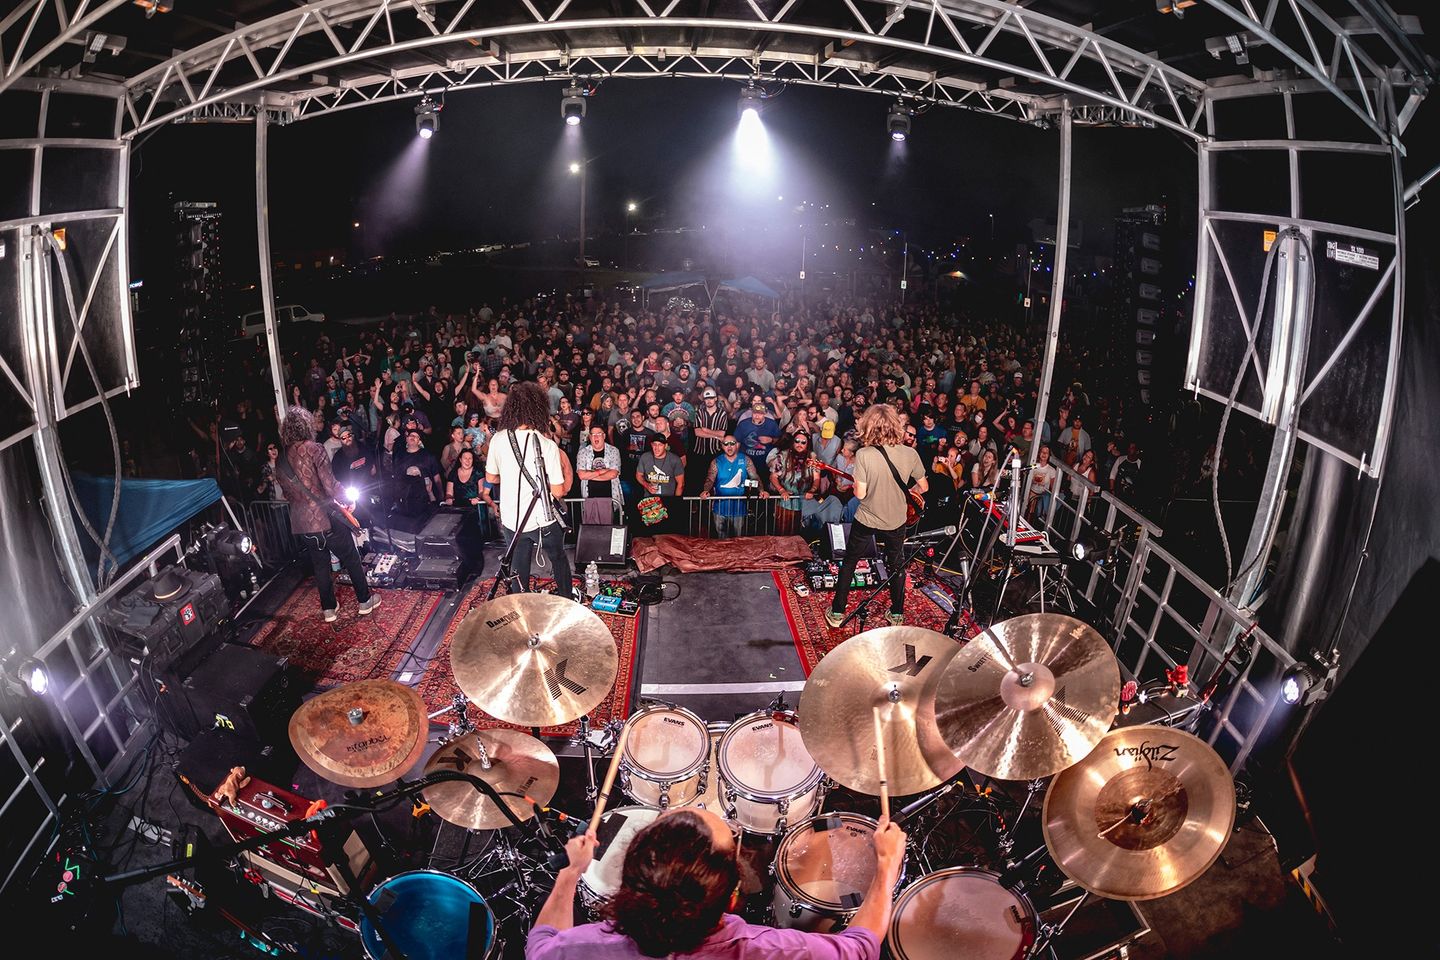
xmin=321 ymin=608 xmax=339 ymax=623
xmin=357 ymin=594 xmax=382 ymax=616
xmin=824 ymin=609 xmax=845 ymax=629
xmin=886 ymin=612 xmax=905 ymax=626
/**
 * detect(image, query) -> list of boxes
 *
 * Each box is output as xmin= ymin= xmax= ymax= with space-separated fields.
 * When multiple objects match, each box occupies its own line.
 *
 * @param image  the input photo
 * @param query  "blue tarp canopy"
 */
xmin=638 ymin=272 xmax=708 ymax=292
xmin=716 ymin=275 xmax=779 ymax=299
xmin=73 ymin=474 xmax=223 ymax=568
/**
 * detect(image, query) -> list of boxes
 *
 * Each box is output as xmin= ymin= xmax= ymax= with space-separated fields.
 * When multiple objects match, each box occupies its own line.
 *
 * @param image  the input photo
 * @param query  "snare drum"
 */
xmin=577 ymin=806 xmax=662 ymax=916
xmin=770 ymin=813 xmax=901 ymax=932
xmin=360 ymin=870 xmax=494 ymax=960
xmin=887 ymin=867 xmax=1037 ymax=960
xmin=717 ymin=710 xmax=823 ymax=834
xmin=619 ymin=704 xmax=710 ymax=808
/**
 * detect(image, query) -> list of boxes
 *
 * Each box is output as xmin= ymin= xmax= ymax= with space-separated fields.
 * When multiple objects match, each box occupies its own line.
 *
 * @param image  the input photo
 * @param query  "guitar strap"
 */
xmin=873 ymin=445 xmax=912 ymax=502
xmin=280 ymin=444 xmax=355 ymax=530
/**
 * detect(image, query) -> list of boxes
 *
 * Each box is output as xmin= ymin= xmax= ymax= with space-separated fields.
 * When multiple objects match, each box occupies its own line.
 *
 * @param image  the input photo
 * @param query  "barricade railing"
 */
xmin=1025 ymin=459 xmax=1297 ymax=775
xmin=242 ymin=499 xmax=303 ymax=566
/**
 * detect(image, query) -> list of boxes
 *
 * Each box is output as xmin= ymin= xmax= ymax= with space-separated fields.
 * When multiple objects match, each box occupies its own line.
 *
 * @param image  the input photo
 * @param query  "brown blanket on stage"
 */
xmin=629 ymin=534 xmax=814 ymax=574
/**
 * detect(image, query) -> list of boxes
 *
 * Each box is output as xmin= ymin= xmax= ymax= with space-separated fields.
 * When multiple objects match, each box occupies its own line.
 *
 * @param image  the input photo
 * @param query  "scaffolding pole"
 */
xmin=1031 ymin=104 xmax=1072 ymax=466
xmin=255 ymin=112 xmax=286 ymax=420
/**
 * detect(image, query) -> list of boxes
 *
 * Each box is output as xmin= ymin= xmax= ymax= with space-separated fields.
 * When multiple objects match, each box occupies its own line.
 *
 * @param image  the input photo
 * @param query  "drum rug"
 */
xmin=246 ymin=586 xmax=443 ymax=689
xmin=415 ymin=577 xmax=642 ymax=736
xmin=772 ymin=569 xmax=980 ymax=674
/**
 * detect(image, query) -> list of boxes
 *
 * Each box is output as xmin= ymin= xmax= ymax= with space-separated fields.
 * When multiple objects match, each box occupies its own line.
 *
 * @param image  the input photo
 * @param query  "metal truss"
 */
xmin=110 ymin=1 xmax=1216 ymax=138
xmin=0 ymin=0 xmax=130 ymax=95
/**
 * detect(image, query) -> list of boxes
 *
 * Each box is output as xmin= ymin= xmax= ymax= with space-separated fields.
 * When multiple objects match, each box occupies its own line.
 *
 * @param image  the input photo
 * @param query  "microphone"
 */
xmin=906 ymin=524 xmax=957 ymax=542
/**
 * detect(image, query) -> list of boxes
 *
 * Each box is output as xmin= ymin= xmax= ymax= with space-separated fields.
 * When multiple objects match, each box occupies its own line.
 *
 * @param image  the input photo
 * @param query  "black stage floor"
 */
xmin=27 ymin=545 xmax=1343 ymax=959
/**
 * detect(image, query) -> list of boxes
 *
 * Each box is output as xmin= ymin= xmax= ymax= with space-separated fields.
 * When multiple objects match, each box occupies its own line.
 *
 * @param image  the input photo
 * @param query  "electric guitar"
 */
xmin=807 ymin=457 xmax=924 ymax=527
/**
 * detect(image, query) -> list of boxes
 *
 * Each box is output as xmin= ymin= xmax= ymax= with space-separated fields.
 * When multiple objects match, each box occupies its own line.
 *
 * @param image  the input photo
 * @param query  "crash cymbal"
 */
xmin=798 ymin=626 xmax=964 ymax=795
xmin=450 ymin=593 xmax=617 ymax=728
xmin=423 ymin=729 xmax=560 ymax=830
xmin=289 ymin=680 xmax=428 ymax=788
xmin=933 ymin=613 xmax=1119 ymax=781
xmin=1042 ymin=725 xmax=1235 ymax=901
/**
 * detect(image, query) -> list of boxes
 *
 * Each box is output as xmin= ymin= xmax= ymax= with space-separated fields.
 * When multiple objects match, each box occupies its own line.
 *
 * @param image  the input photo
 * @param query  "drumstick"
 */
xmin=872 ymin=705 xmax=890 ymax=820
xmin=589 ymin=721 xmax=631 ymax=834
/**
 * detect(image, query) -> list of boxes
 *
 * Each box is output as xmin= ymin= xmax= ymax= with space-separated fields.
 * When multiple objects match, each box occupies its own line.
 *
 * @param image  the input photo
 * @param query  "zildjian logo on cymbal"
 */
xmin=544 ymin=658 xmax=587 ymax=700
xmin=1113 ymin=740 xmax=1180 ymax=771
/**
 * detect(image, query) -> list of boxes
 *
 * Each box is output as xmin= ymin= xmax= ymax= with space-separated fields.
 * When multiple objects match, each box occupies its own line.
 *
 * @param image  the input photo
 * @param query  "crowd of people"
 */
xmin=201 ymin=289 xmax=1170 ymax=549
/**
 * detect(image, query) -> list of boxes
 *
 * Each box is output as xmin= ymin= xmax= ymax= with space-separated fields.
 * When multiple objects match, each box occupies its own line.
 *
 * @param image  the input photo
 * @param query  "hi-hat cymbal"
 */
xmin=798 ymin=626 xmax=964 ymax=795
xmin=1042 ymin=725 xmax=1235 ymax=901
xmin=289 ymin=680 xmax=428 ymax=788
xmin=450 ymin=593 xmax=617 ymax=728
xmin=933 ymin=613 xmax=1119 ymax=781
xmin=423 ymin=730 xmax=560 ymax=830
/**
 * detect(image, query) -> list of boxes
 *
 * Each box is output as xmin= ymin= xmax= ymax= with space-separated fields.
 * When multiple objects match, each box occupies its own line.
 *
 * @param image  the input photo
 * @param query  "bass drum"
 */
xmin=887 ymin=867 xmax=1037 ymax=960
xmin=619 ymin=704 xmax=710 ymax=809
xmin=717 ymin=710 xmax=823 ymax=834
xmin=770 ymin=813 xmax=902 ymax=933
xmin=360 ymin=870 xmax=494 ymax=960
xmin=576 ymin=806 xmax=662 ymax=918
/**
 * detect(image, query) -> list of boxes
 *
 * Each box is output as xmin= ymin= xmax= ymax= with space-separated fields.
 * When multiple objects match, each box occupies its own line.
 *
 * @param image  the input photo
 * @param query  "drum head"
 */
xmin=362 ymin=870 xmax=491 ymax=960
xmin=581 ymin=806 xmax=661 ymax=900
xmin=888 ymin=868 xmax=1034 ymax=960
xmin=719 ymin=713 xmax=820 ymax=797
xmin=776 ymin=814 xmax=879 ymax=911
xmin=624 ymin=707 xmax=708 ymax=776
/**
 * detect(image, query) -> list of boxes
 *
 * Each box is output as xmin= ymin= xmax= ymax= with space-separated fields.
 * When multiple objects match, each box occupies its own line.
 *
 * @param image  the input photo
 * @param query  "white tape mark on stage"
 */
xmin=640 ymin=681 xmax=807 ymax=695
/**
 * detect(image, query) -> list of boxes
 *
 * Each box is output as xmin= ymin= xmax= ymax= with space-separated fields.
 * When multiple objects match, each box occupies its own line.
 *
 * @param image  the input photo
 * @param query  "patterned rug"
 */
xmin=246 ymin=585 xmax=443 ymax=689
xmin=415 ymin=578 xmax=642 ymax=737
xmin=773 ymin=569 xmax=980 ymax=674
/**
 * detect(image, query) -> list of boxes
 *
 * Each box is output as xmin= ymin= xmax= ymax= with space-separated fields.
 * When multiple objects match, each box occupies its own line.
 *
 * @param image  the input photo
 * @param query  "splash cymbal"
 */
xmin=450 ymin=593 xmax=617 ymax=728
xmin=423 ymin=729 xmax=559 ymax=830
xmin=1042 ymin=725 xmax=1235 ymax=900
xmin=798 ymin=626 xmax=964 ymax=795
xmin=289 ymin=680 xmax=428 ymax=788
xmin=933 ymin=613 xmax=1119 ymax=781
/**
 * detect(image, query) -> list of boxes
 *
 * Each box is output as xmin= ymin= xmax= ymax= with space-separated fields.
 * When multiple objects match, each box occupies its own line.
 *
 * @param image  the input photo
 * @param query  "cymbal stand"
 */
xmin=891 ymin=770 xmax=970 ymax=874
xmin=429 ymin=692 xmax=475 ymax=743
xmin=996 ymin=778 xmax=1046 ymax=860
xmin=1031 ymin=890 xmax=1091 ymax=958
xmin=571 ymin=715 xmax=619 ymax=807
xmin=1027 ymin=562 xmax=1078 ymax=614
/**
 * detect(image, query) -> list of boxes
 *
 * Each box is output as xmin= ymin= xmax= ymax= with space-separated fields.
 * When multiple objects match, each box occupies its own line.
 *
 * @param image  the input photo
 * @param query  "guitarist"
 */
xmin=825 ymin=404 xmax=927 ymax=629
xmin=277 ymin=406 xmax=380 ymax=623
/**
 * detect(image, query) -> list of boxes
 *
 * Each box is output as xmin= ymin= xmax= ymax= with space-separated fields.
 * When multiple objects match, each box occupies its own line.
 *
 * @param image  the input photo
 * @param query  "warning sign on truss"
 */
xmin=1325 ymin=240 xmax=1380 ymax=271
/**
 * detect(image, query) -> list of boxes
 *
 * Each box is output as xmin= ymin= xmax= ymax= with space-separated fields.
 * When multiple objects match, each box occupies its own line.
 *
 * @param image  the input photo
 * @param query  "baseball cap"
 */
xmin=820 ymin=420 xmax=836 ymax=439
xmin=702 ymin=388 xmax=717 ymax=399
xmin=647 ymin=432 xmax=669 ymax=446
xmin=751 ymin=398 xmax=767 ymax=411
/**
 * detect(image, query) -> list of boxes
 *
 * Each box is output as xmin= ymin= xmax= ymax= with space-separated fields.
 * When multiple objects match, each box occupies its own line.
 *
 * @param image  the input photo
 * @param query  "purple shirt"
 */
xmin=526 ymin=914 xmax=880 ymax=960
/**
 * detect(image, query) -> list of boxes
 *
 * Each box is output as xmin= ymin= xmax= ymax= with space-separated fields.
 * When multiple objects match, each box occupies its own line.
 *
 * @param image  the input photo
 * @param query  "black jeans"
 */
xmin=501 ymin=521 xmax=572 ymax=595
xmin=831 ymin=519 xmax=908 ymax=616
xmin=299 ymin=519 xmax=372 ymax=611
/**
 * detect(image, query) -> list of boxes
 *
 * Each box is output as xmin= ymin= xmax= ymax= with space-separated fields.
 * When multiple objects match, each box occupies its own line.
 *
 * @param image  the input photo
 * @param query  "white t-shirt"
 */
xmin=486 ymin=428 xmax=564 ymax=533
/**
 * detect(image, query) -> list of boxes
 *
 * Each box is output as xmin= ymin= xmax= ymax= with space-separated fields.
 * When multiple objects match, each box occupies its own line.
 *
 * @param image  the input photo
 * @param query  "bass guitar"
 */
xmin=807 ymin=457 xmax=924 ymax=527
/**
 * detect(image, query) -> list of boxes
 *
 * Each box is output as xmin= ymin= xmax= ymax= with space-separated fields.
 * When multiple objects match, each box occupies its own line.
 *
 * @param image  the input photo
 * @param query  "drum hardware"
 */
xmin=1030 ymin=889 xmax=1092 ymax=959
xmin=994 ymin=778 xmax=1046 ymax=860
xmin=429 ymin=692 xmax=475 ymax=744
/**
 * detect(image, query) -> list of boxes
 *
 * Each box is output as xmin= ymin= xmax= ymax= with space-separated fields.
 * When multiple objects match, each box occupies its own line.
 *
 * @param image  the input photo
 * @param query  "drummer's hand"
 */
xmin=563 ymin=831 xmax=599 ymax=874
xmin=873 ymin=817 xmax=907 ymax=877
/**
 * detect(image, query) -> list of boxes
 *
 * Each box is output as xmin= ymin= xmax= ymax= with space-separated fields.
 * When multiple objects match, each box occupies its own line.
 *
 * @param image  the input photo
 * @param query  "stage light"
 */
xmin=212 ymin=529 xmax=253 ymax=557
xmin=1 ymin=651 xmax=49 ymax=698
xmin=414 ymin=96 xmax=440 ymax=139
xmin=627 ymin=201 xmax=637 ymax=213
xmin=737 ymin=84 xmax=764 ymax=119
xmin=887 ymin=102 xmax=912 ymax=142
xmin=569 ymin=161 xmax=581 ymax=175
xmin=561 ymin=83 xmax=586 ymax=125
xmin=1280 ymin=650 xmax=1338 ymax=707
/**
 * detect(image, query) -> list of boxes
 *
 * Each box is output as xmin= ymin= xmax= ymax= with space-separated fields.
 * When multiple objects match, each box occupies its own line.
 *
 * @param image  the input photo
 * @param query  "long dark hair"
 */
xmin=497 ymin=381 xmax=551 ymax=433
xmin=602 ymin=810 xmax=738 ymax=957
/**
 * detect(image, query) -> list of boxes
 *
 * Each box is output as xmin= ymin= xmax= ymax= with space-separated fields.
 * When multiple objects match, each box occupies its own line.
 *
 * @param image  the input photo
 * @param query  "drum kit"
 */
xmin=283 ymin=595 xmax=1237 ymax=959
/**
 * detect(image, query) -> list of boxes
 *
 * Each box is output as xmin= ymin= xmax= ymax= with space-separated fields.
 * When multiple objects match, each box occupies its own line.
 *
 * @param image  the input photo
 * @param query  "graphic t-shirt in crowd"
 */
xmin=638 ymin=450 xmax=684 ymax=496
xmin=852 ymin=444 xmax=925 ymax=531
xmin=733 ymin=415 xmax=780 ymax=462
xmin=620 ymin=426 xmax=651 ymax=478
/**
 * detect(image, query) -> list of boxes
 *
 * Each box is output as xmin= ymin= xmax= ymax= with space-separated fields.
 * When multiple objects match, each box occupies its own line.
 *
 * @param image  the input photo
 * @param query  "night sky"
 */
xmin=130 ymin=78 xmax=1200 ymax=283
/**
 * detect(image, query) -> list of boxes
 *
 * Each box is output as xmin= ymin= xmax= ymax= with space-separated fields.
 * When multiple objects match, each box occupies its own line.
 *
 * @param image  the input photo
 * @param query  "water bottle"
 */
xmin=331 ymin=552 xmax=340 ymax=573
xmin=585 ymin=561 xmax=600 ymax=599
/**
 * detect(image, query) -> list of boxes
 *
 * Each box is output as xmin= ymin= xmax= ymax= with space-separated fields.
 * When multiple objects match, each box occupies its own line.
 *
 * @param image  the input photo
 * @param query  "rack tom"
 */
xmin=619 ymin=704 xmax=710 ymax=809
xmin=887 ymin=867 xmax=1037 ymax=960
xmin=717 ymin=710 xmax=824 ymax=834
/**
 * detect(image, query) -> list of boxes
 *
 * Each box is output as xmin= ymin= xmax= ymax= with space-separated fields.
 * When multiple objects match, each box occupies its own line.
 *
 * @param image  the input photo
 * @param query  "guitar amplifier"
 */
xmin=214 ymin=774 xmax=375 ymax=907
xmin=418 ymin=510 xmax=465 ymax=560
xmin=176 ymin=644 xmax=298 ymax=743
xmin=409 ymin=555 xmax=465 ymax=591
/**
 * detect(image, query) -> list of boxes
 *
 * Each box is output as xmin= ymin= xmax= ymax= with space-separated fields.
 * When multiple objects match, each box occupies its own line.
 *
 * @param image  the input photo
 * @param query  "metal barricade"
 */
xmin=1027 ymin=460 xmax=1297 ymax=775
xmin=245 ymin=499 xmax=302 ymax=566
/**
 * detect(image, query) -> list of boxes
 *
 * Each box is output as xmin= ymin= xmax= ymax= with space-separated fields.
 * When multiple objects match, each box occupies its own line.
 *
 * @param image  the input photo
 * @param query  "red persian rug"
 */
xmin=415 ymin=578 xmax=642 ymax=737
xmin=773 ymin=569 xmax=980 ymax=675
xmin=246 ymin=585 xmax=443 ymax=689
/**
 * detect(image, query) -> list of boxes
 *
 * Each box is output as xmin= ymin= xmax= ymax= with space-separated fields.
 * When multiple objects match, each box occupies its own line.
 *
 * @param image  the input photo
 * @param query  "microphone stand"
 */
xmin=488 ymin=482 xmax=543 ymax=600
xmin=838 ymin=540 xmax=931 ymax=631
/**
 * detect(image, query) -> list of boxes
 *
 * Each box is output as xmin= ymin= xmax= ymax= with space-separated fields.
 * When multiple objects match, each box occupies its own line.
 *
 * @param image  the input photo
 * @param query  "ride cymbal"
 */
xmin=423 ymin=730 xmax=560 ymax=830
xmin=450 ymin=593 xmax=617 ymax=728
xmin=933 ymin=613 xmax=1119 ymax=781
xmin=798 ymin=626 xmax=964 ymax=795
xmin=289 ymin=680 xmax=428 ymax=788
xmin=1042 ymin=725 xmax=1236 ymax=900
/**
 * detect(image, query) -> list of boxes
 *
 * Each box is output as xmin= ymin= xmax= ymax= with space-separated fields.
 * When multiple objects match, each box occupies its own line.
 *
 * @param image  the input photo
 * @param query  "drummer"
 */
xmin=527 ymin=807 xmax=905 ymax=959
